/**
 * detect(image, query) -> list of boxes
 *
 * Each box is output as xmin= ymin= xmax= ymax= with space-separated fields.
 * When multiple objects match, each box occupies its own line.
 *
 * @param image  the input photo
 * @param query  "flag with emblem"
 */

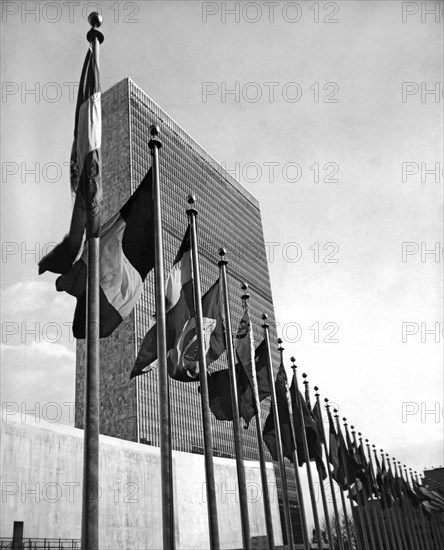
xmin=131 ymin=228 xmax=225 ymax=380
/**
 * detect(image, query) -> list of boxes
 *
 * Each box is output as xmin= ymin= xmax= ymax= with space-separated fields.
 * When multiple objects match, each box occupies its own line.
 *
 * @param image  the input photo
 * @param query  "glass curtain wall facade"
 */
xmin=75 ymin=78 xmax=302 ymax=542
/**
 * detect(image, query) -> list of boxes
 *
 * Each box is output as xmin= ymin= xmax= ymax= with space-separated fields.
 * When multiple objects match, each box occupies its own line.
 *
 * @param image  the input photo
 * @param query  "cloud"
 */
xmin=1 ymin=280 xmax=76 ymax=347
xmin=1 ymin=280 xmax=75 ymax=319
xmin=1 ymin=340 xmax=75 ymax=361
xmin=1 ymin=281 xmax=76 ymax=426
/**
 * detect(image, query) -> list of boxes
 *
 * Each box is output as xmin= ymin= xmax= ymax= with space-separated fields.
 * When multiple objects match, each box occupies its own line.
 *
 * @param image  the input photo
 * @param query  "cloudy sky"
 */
xmin=1 ymin=0 xmax=442 ymax=509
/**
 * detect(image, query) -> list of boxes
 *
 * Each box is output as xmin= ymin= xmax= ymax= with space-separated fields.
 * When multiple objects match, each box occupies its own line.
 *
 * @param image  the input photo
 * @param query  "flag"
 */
xmin=235 ymin=305 xmax=271 ymax=426
xmin=56 ymin=170 xmax=154 ymax=338
xmin=312 ymin=400 xmax=324 ymax=444
xmin=377 ymin=455 xmax=394 ymax=509
xmin=234 ymin=300 xmax=258 ymax=424
xmin=327 ymin=407 xmax=345 ymax=487
xmin=131 ymin=228 xmax=225 ymax=380
xmin=263 ymin=363 xmax=295 ymax=461
xmin=338 ymin=430 xmax=363 ymax=488
xmin=170 ymin=279 xmax=225 ymax=381
xmin=290 ymin=376 xmax=327 ymax=479
xmin=207 ymin=339 xmax=270 ymax=426
xmin=358 ymin=440 xmax=377 ymax=495
xmin=39 ymin=46 xmax=102 ymax=275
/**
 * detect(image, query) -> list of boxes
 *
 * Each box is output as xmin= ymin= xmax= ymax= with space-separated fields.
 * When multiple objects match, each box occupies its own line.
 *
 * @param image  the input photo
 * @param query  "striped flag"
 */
xmin=39 ymin=46 xmax=102 ymax=275
xmin=56 ymin=170 xmax=154 ymax=338
xmin=131 ymin=230 xmax=225 ymax=381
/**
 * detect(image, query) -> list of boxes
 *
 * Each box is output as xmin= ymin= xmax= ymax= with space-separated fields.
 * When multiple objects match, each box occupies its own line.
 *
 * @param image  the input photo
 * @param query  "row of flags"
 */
xmin=39 ymin=23 xmax=443 ymax=550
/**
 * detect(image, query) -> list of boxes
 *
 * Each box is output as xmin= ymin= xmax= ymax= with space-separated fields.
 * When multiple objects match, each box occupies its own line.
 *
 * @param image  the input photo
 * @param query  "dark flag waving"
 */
xmin=327 ymin=406 xmax=346 ymax=488
xmin=56 ymin=170 xmax=154 ymax=338
xmin=263 ymin=363 xmax=295 ymax=461
xmin=207 ymin=339 xmax=270 ymax=426
xmin=39 ymin=46 xmax=102 ymax=275
xmin=290 ymin=377 xmax=327 ymax=479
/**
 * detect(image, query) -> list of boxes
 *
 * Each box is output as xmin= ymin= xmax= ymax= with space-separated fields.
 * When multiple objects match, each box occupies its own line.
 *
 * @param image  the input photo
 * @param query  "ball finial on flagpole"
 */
xmin=87 ymin=12 xmax=104 ymax=43
xmin=150 ymin=124 xmax=160 ymax=138
xmin=88 ymin=11 xmax=103 ymax=28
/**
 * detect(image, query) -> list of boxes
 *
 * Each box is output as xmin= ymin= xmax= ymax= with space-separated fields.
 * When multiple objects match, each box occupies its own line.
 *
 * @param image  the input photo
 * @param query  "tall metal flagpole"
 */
xmin=365 ymin=439 xmax=391 ymax=550
xmin=343 ymin=419 xmax=369 ymax=550
xmin=290 ymin=361 xmax=323 ymax=550
xmin=350 ymin=427 xmax=376 ymax=550
xmin=383 ymin=451 xmax=404 ymax=550
xmin=374 ymin=446 xmax=400 ymax=550
xmin=335 ymin=411 xmax=362 ymax=550
xmin=277 ymin=344 xmax=310 ymax=550
xmin=262 ymin=315 xmax=295 ymax=550
xmin=410 ymin=470 xmax=426 ymax=550
xmin=400 ymin=463 xmax=420 ymax=550
xmin=81 ymin=13 xmax=103 ymax=550
xmin=242 ymin=287 xmax=275 ymax=550
xmin=187 ymin=196 xmax=220 ymax=550
xmin=386 ymin=453 xmax=407 ymax=550
xmin=218 ymin=251 xmax=251 ymax=550
xmin=315 ymin=391 xmax=344 ymax=550
xmin=393 ymin=459 xmax=415 ymax=550
xmin=149 ymin=125 xmax=175 ymax=549
xmin=325 ymin=400 xmax=353 ymax=550
xmin=414 ymin=471 xmax=433 ymax=550
xmin=405 ymin=468 xmax=423 ymax=550
xmin=304 ymin=377 xmax=334 ymax=550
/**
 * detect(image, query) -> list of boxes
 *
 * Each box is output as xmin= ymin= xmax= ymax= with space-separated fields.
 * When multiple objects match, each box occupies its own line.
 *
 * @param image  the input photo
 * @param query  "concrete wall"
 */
xmin=1 ymin=415 xmax=283 ymax=549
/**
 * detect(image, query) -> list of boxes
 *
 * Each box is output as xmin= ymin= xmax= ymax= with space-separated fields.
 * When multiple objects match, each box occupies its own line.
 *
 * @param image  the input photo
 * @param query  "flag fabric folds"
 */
xmin=131 ymin=228 xmax=225 ymax=380
xmin=327 ymin=407 xmax=345 ymax=487
xmin=263 ymin=363 xmax=295 ymax=461
xmin=290 ymin=377 xmax=327 ymax=479
xmin=56 ymin=170 xmax=154 ymax=339
xmin=207 ymin=339 xmax=271 ymax=426
xmin=39 ymin=46 xmax=102 ymax=275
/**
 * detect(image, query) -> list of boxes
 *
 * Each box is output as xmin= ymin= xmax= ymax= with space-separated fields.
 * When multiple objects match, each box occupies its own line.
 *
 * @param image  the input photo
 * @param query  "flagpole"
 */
xmin=384 ymin=451 xmax=405 ymax=550
xmin=413 ymin=471 xmax=429 ymax=549
xmin=81 ymin=13 xmax=103 ymax=550
xmin=289 ymin=362 xmax=323 ymax=550
xmin=386 ymin=454 xmax=408 ymax=550
xmin=416 ymin=472 xmax=435 ymax=550
xmin=358 ymin=433 xmax=384 ymax=550
xmin=401 ymin=464 xmax=420 ymax=550
xmin=365 ymin=439 xmax=391 ymax=550
xmin=404 ymin=464 xmax=427 ymax=548
xmin=374 ymin=446 xmax=400 ymax=550
xmin=262 ymin=315 xmax=295 ymax=550
xmin=325 ymin=400 xmax=353 ymax=550
xmin=393 ymin=459 xmax=415 ymax=550
xmin=218 ymin=251 xmax=251 ymax=550
xmin=411 ymin=471 xmax=427 ymax=550
xmin=334 ymin=411 xmax=362 ymax=550
xmin=314 ymin=388 xmax=343 ymax=550
xmin=350 ymin=427 xmax=377 ymax=550
xmin=342 ymin=420 xmax=370 ymax=550
xmin=277 ymin=345 xmax=310 ymax=550
xmin=417 ymin=474 xmax=441 ymax=550
xmin=187 ymin=195 xmax=220 ymax=549
xmin=304 ymin=378 xmax=334 ymax=550
xmin=241 ymin=286 xmax=275 ymax=550
xmin=149 ymin=125 xmax=175 ymax=549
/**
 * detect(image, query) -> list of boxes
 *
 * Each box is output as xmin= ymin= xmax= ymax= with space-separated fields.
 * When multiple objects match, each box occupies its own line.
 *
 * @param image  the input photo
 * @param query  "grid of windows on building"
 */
xmin=75 ymin=77 xmax=301 ymax=541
